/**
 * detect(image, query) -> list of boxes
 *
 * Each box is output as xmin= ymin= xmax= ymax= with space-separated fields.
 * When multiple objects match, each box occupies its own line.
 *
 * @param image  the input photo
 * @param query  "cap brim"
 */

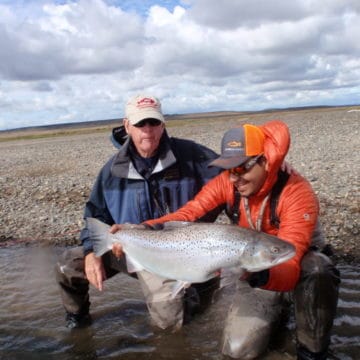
xmin=129 ymin=110 xmax=165 ymax=125
xmin=208 ymin=155 xmax=250 ymax=169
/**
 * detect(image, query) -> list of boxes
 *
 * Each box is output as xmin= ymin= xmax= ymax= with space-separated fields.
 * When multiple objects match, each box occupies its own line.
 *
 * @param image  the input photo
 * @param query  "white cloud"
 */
xmin=0 ymin=0 xmax=144 ymax=81
xmin=187 ymin=0 xmax=309 ymax=29
xmin=0 ymin=0 xmax=359 ymax=130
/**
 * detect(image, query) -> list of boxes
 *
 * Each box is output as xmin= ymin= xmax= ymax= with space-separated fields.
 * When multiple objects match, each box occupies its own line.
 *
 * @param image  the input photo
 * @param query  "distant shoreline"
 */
xmin=2 ymin=104 xmax=359 ymax=140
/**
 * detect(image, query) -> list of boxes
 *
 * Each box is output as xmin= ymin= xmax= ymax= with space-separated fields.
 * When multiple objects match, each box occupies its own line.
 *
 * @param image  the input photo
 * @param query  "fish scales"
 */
xmin=87 ymin=218 xmax=296 ymax=286
xmin=116 ymin=226 xmax=243 ymax=279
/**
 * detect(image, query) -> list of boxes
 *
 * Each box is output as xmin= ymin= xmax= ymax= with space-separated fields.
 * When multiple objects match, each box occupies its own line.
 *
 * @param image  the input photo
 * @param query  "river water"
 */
xmin=0 ymin=245 xmax=359 ymax=360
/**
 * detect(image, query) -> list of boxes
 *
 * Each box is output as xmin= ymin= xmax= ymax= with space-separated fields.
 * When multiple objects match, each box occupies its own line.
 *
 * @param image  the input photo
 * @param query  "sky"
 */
xmin=0 ymin=0 xmax=359 ymax=130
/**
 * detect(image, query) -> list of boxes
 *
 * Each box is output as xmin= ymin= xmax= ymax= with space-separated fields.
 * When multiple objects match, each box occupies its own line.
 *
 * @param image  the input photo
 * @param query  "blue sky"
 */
xmin=0 ymin=0 xmax=359 ymax=130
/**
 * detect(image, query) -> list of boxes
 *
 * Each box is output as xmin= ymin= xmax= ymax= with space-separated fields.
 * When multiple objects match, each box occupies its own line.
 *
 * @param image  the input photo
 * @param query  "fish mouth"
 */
xmin=245 ymin=248 xmax=296 ymax=273
xmin=271 ymin=248 xmax=296 ymax=265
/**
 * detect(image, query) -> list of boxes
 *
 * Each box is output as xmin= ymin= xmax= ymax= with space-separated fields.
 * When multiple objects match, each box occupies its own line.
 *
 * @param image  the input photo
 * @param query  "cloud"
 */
xmin=0 ymin=0 xmax=359 ymax=130
xmin=187 ymin=0 xmax=309 ymax=29
xmin=187 ymin=0 xmax=360 ymax=29
xmin=0 ymin=0 xmax=144 ymax=81
xmin=143 ymin=2 xmax=360 ymax=90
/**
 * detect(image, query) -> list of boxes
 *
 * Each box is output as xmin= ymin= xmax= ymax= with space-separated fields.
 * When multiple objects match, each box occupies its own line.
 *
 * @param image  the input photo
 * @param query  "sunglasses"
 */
xmin=228 ymin=154 xmax=264 ymax=176
xmin=134 ymin=119 xmax=162 ymax=128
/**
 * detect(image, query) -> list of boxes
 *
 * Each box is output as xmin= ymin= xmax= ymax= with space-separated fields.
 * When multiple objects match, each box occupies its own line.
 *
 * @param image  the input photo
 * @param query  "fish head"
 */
xmin=241 ymin=234 xmax=296 ymax=272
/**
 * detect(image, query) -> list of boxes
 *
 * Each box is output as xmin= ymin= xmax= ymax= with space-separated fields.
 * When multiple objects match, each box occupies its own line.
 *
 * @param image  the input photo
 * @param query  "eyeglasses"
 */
xmin=228 ymin=154 xmax=264 ymax=176
xmin=134 ymin=119 xmax=162 ymax=128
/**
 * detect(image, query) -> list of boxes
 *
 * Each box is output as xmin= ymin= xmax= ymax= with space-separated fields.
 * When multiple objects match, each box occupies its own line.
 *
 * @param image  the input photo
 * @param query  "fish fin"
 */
xmin=121 ymin=223 xmax=148 ymax=230
xmin=125 ymin=255 xmax=144 ymax=273
xmin=162 ymin=221 xmax=194 ymax=230
xmin=86 ymin=217 xmax=113 ymax=257
xmin=219 ymin=268 xmax=243 ymax=288
xmin=226 ymin=265 xmax=246 ymax=277
xmin=170 ymin=280 xmax=190 ymax=299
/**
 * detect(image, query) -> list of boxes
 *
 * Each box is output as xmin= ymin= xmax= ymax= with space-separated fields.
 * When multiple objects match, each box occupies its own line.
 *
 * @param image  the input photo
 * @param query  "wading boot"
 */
xmin=65 ymin=312 xmax=92 ymax=329
xmin=297 ymin=345 xmax=328 ymax=360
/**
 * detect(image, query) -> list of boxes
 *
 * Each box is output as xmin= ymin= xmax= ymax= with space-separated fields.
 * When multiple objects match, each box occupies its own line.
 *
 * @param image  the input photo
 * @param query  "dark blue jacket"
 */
xmin=81 ymin=131 xmax=221 ymax=254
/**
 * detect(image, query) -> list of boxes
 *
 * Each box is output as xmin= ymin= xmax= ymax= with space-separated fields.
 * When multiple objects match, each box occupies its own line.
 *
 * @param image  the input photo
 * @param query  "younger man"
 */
xmin=143 ymin=121 xmax=340 ymax=359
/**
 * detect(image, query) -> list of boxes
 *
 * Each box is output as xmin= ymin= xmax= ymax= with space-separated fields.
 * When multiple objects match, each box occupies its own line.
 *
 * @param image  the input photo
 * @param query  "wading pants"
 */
xmin=55 ymin=246 xmax=219 ymax=331
xmin=221 ymin=250 xmax=340 ymax=359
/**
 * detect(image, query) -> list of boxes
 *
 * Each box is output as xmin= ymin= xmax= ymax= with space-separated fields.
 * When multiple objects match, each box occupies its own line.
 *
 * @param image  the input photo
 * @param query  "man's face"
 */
xmin=124 ymin=118 xmax=165 ymax=158
xmin=228 ymin=156 xmax=267 ymax=197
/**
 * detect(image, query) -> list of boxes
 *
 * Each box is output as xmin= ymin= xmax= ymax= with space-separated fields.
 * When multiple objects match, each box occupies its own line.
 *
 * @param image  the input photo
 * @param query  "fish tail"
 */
xmin=86 ymin=217 xmax=113 ymax=257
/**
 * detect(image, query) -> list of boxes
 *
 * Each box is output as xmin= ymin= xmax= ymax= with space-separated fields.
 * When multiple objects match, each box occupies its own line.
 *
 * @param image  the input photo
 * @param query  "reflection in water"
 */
xmin=331 ymin=265 xmax=360 ymax=360
xmin=0 ymin=246 xmax=359 ymax=359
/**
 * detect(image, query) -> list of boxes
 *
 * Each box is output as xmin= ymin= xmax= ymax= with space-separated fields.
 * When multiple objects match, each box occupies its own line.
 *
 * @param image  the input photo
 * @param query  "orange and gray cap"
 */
xmin=209 ymin=124 xmax=265 ymax=169
xmin=125 ymin=94 xmax=165 ymax=125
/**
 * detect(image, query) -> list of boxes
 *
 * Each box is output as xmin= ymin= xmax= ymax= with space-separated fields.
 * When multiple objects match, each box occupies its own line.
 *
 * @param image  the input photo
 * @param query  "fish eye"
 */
xmin=271 ymin=246 xmax=280 ymax=253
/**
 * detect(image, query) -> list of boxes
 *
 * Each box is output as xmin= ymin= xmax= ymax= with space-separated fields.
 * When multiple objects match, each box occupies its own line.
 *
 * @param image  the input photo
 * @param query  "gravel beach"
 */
xmin=1 ymin=107 xmax=359 ymax=261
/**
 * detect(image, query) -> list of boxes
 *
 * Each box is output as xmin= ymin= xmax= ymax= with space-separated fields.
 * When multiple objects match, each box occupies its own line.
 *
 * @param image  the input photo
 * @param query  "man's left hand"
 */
xmin=109 ymin=224 xmax=124 ymax=258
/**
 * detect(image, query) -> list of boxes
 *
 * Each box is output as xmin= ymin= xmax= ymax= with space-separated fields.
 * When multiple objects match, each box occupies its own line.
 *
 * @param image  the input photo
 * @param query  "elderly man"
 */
xmin=55 ymin=94 xmax=221 ymax=329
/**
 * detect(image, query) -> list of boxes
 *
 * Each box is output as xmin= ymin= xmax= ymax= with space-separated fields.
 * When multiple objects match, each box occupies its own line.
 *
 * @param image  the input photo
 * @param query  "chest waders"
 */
xmin=222 ymin=170 xmax=340 ymax=359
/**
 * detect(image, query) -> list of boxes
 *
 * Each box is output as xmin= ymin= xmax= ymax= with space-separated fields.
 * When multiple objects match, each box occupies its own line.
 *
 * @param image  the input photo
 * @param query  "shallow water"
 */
xmin=0 ymin=246 xmax=359 ymax=360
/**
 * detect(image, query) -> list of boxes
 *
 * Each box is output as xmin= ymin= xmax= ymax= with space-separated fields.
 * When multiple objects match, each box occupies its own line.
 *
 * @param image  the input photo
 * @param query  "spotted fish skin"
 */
xmin=87 ymin=218 xmax=295 ymax=284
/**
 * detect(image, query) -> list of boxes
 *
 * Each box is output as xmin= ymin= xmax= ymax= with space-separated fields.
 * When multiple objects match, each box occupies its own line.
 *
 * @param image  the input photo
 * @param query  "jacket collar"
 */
xmin=111 ymin=130 xmax=177 ymax=179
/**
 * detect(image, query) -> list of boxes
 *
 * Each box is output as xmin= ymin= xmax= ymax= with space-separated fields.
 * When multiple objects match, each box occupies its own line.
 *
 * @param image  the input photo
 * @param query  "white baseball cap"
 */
xmin=125 ymin=94 xmax=165 ymax=125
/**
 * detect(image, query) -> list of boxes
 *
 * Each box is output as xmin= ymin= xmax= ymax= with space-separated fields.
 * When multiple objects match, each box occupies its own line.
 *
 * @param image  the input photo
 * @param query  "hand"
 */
xmin=109 ymin=224 xmax=122 ymax=233
xmin=112 ymin=243 xmax=124 ymax=259
xmin=84 ymin=252 xmax=107 ymax=291
xmin=109 ymin=224 xmax=124 ymax=259
xmin=281 ymin=161 xmax=298 ymax=175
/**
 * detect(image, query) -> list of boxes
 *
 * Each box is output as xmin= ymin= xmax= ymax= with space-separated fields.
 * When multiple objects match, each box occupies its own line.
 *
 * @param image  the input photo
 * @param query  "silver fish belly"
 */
xmin=87 ymin=218 xmax=295 ymax=284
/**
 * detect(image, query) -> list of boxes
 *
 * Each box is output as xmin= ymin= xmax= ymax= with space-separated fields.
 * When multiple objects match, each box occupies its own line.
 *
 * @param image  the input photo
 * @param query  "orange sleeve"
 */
xmin=262 ymin=174 xmax=319 ymax=291
xmin=145 ymin=171 xmax=232 ymax=226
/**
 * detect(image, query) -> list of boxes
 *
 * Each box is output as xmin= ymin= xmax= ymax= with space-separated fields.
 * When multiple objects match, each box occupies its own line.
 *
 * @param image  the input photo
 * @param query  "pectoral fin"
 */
xmin=170 ymin=280 xmax=190 ymax=299
xmin=227 ymin=265 xmax=246 ymax=277
xmin=125 ymin=255 xmax=144 ymax=273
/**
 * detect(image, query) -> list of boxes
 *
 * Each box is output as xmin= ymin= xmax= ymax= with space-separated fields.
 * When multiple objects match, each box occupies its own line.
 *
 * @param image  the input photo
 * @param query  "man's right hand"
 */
xmin=109 ymin=224 xmax=124 ymax=259
xmin=84 ymin=252 xmax=107 ymax=291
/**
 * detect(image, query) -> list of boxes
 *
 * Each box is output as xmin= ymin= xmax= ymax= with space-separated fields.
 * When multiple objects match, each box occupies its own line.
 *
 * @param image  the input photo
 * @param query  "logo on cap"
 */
xmin=227 ymin=141 xmax=242 ymax=148
xmin=137 ymin=97 xmax=157 ymax=109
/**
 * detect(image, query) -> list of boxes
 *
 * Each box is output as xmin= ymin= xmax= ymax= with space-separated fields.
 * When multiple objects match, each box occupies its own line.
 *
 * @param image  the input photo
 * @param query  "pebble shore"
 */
xmin=1 ymin=108 xmax=359 ymax=261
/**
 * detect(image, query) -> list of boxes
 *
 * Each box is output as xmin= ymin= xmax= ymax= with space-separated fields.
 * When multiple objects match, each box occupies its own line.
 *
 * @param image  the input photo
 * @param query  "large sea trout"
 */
xmin=87 ymin=217 xmax=295 ymax=294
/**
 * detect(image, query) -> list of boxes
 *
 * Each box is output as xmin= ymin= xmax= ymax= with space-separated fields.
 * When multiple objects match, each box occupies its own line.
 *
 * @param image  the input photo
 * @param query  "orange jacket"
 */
xmin=146 ymin=120 xmax=319 ymax=291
